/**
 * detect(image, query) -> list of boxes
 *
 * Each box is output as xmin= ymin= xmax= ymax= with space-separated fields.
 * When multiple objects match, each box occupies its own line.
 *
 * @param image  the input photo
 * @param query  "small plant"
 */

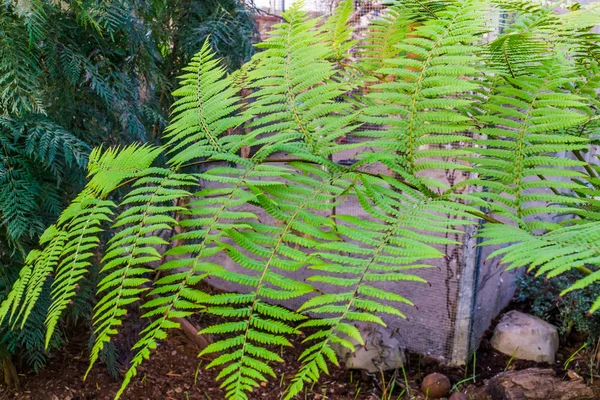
xmin=504 ymin=347 xmax=519 ymax=372
xmin=516 ymin=272 xmax=600 ymax=341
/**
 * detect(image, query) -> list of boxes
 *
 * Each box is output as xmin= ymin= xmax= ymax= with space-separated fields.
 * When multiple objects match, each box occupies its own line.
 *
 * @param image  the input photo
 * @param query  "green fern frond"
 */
xmin=165 ymin=39 xmax=248 ymax=167
xmin=321 ymin=0 xmax=356 ymax=63
xmin=245 ymin=0 xmax=358 ymax=156
xmin=360 ymin=0 xmax=487 ymax=187
xmin=0 ymin=249 xmax=40 ymax=325
xmin=358 ymin=5 xmax=410 ymax=76
xmin=45 ymin=194 xmax=115 ymax=347
xmin=486 ymin=32 xmax=550 ymax=77
xmin=16 ymin=226 xmax=66 ymax=328
xmin=479 ymin=222 xmax=600 ymax=313
xmin=467 ymin=58 xmax=591 ymax=227
xmin=87 ymin=144 xmax=163 ymax=197
xmin=285 ymin=175 xmax=471 ymax=399
xmin=198 ymin=164 xmax=352 ymax=400
xmin=86 ymin=169 xmax=197 ymax=377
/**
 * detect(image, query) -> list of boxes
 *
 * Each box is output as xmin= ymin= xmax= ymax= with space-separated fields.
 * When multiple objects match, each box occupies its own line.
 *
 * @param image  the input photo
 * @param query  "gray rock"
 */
xmin=490 ymin=311 xmax=559 ymax=363
xmin=332 ymin=323 xmax=405 ymax=373
xmin=488 ymin=368 xmax=594 ymax=400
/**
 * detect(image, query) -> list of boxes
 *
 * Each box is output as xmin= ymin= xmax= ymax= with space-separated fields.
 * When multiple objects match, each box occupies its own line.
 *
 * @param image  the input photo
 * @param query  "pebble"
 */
xmin=421 ymin=372 xmax=451 ymax=399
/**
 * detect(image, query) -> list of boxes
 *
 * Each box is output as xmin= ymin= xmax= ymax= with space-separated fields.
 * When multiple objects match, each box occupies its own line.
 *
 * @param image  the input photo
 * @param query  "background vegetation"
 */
xmin=0 ymin=0 xmax=257 ymax=386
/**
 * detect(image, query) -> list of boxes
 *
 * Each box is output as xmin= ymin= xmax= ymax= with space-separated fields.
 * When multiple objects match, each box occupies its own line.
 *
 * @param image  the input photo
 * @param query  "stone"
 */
xmin=421 ymin=373 xmax=451 ymax=399
xmin=449 ymin=393 xmax=470 ymax=400
xmin=488 ymin=368 xmax=594 ymax=400
xmin=331 ymin=323 xmax=405 ymax=373
xmin=490 ymin=311 xmax=559 ymax=363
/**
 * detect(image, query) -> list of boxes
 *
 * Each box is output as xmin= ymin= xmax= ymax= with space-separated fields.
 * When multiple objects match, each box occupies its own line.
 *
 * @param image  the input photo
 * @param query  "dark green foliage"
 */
xmin=516 ymin=272 xmax=600 ymax=341
xmin=0 ymin=0 xmax=257 ymax=377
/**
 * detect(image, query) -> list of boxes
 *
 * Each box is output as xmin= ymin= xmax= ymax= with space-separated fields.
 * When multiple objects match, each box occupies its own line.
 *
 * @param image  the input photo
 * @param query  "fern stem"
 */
xmin=573 ymin=149 xmax=599 ymax=181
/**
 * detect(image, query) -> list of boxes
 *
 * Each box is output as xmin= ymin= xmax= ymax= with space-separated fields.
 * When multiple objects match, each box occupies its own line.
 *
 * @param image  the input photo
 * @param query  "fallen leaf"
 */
xmin=567 ymin=370 xmax=583 ymax=381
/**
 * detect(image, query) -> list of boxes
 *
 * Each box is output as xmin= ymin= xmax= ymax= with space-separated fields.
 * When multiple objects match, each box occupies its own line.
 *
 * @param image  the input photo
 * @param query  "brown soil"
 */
xmin=2 ymin=322 xmax=377 ymax=400
xmin=2 ymin=302 xmax=599 ymax=400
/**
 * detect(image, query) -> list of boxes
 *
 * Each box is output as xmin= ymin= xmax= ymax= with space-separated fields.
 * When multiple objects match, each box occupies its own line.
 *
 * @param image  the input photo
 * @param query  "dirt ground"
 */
xmin=2 ymin=303 xmax=600 ymax=400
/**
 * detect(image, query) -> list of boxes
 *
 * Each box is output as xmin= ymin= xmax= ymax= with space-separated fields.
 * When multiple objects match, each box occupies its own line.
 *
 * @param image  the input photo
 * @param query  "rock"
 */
xmin=490 ymin=311 xmax=559 ymax=363
xmin=331 ymin=323 xmax=405 ymax=373
xmin=449 ymin=393 xmax=470 ymax=400
xmin=488 ymin=368 xmax=594 ymax=400
xmin=421 ymin=373 xmax=451 ymax=399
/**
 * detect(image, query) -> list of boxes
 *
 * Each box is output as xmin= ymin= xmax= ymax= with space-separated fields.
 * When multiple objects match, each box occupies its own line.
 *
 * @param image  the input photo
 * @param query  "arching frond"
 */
xmin=360 ymin=0 xmax=488 ymax=189
xmin=165 ymin=39 xmax=248 ymax=167
xmin=245 ymin=0 xmax=358 ymax=157
xmin=321 ymin=0 xmax=356 ymax=63
xmin=358 ymin=5 xmax=410 ymax=76
xmin=87 ymin=169 xmax=197 ymax=377
xmin=286 ymin=176 xmax=473 ymax=399
xmin=45 ymin=194 xmax=115 ymax=346
xmin=480 ymin=222 xmax=600 ymax=313
xmin=467 ymin=58 xmax=591 ymax=229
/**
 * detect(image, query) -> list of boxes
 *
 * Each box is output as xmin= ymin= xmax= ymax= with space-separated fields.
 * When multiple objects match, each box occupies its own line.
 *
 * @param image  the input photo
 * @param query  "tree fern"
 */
xmin=2 ymin=2 xmax=600 ymax=399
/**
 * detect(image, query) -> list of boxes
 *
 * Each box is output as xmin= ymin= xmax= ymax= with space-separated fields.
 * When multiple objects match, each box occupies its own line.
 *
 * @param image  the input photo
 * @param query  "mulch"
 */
xmin=2 ymin=301 xmax=600 ymax=400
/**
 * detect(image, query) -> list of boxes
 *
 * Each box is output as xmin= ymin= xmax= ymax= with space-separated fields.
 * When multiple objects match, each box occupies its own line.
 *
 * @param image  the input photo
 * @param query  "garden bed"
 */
xmin=4 ymin=302 xmax=600 ymax=400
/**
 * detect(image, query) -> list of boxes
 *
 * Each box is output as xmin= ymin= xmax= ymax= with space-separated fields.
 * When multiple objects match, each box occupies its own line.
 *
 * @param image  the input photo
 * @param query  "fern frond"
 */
xmin=45 ymin=193 xmax=115 ymax=346
xmin=360 ymin=0 xmax=488 ymax=188
xmin=86 ymin=169 xmax=196 ymax=377
xmin=0 ymin=249 xmax=40 ymax=325
xmin=198 ymin=163 xmax=353 ymax=400
xmin=245 ymin=0 xmax=358 ymax=157
xmin=321 ymin=0 xmax=356 ymax=63
xmin=486 ymin=32 xmax=550 ymax=77
xmin=468 ymin=57 xmax=591 ymax=227
xmin=16 ymin=226 xmax=66 ymax=328
xmin=285 ymin=175 xmax=471 ymax=399
xmin=358 ymin=6 xmax=410 ymax=76
xmin=479 ymin=222 xmax=600 ymax=313
xmin=165 ymin=39 xmax=248 ymax=167
xmin=87 ymin=144 xmax=163 ymax=197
